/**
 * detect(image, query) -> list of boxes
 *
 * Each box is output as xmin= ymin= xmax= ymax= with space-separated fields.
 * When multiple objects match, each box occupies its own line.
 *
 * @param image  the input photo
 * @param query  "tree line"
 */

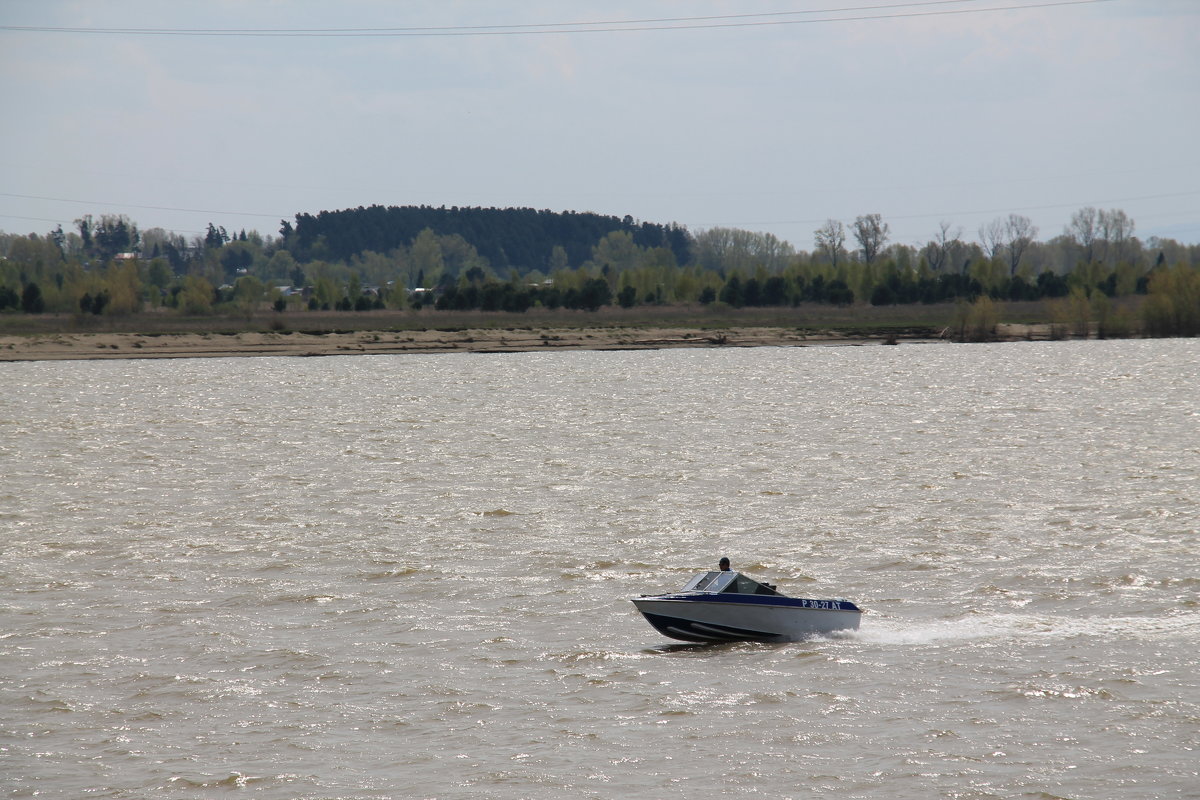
xmin=281 ymin=205 xmax=692 ymax=269
xmin=1 ymin=205 xmax=1198 ymax=336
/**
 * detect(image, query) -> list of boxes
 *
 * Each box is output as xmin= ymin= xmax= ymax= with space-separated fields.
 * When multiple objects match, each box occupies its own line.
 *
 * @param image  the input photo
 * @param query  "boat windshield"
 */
xmin=681 ymin=571 xmax=779 ymax=595
xmin=682 ymin=571 xmax=731 ymax=592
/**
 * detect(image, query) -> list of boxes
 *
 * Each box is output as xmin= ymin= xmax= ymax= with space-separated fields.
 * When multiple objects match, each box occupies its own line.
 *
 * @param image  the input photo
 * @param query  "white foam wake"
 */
xmin=839 ymin=609 xmax=1200 ymax=647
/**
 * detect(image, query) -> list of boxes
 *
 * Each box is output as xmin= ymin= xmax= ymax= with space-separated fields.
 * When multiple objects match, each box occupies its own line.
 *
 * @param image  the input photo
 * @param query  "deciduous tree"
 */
xmin=1067 ymin=206 xmax=1099 ymax=264
xmin=179 ymin=274 xmax=214 ymax=315
xmin=1002 ymin=214 xmax=1038 ymax=277
xmin=693 ymin=227 xmax=793 ymax=274
xmin=814 ymin=219 xmax=845 ymax=270
xmin=981 ymin=214 xmax=1037 ymax=276
xmin=103 ymin=260 xmax=143 ymax=314
xmin=232 ymin=275 xmax=266 ymax=316
xmin=1097 ymin=208 xmax=1134 ymax=266
xmin=409 ymin=228 xmax=444 ymax=289
xmin=851 ymin=214 xmax=889 ymax=266
xmin=979 ymin=218 xmax=1005 ymax=261
xmin=923 ymin=221 xmax=962 ymax=274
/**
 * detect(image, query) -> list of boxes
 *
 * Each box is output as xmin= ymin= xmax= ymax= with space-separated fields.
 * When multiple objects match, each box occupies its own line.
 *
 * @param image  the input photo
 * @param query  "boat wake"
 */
xmin=840 ymin=609 xmax=1200 ymax=647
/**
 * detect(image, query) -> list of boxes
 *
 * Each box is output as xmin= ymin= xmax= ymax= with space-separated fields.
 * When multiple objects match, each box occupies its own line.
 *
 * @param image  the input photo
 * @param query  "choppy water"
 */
xmin=2 ymin=340 xmax=1198 ymax=799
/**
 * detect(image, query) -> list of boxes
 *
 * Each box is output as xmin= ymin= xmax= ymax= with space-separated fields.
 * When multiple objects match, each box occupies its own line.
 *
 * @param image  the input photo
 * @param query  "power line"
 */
xmin=0 ymin=214 xmax=211 ymax=237
xmin=0 ymin=213 xmax=71 ymax=225
xmin=7 ymin=187 xmax=1195 ymax=224
xmin=0 ymin=1 xmax=1004 ymax=34
xmin=0 ymin=0 xmax=1114 ymax=37
xmin=699 ymin=189 xmax=1200 ymax=228
xmin=6 ymin=186 xmax=1194 ymax=236
xmin=0 ymin=192 xmax=287 ymax=220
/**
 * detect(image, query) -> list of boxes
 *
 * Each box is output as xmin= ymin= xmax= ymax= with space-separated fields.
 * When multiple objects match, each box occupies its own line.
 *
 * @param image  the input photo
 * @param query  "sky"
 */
xmin=1 ymin=0 xmax=1198 ymax=254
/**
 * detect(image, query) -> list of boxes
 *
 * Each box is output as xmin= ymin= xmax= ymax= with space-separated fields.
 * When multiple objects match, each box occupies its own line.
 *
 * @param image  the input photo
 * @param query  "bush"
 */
xmin=79 ymin=290 xmax=109 ymax=315
xmin=1141 ymin=266 xmax=1200 ymax=337
xmin=952 ymin=296 xmax=998 ymax=341
xmin=1092 ymin=294 xmax=1133 ymax=339
xmin=21 ymin=282 xmax=45 ymax=314
xmin=179 ymin=275 xmax=214 ymax=315
xmin=575 ymin=277 xmax=612 ymax=311
xmin=826 ymin=279 xmax=854 ymax=306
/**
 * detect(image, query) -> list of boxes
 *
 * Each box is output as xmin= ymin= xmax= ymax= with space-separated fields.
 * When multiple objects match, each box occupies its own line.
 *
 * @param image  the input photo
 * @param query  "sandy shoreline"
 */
xmin=0 ymin=325 xmax=963 ymax=362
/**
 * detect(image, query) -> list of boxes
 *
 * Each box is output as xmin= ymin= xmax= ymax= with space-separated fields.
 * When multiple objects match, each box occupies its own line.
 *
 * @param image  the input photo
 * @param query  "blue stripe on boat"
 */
xmin=656 ymin=594 xmax=860 ymax=612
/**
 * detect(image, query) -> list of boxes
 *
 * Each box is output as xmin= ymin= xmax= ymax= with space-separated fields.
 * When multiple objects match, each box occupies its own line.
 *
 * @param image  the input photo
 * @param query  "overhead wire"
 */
xmin=0 ymin=0 xmax=1114 ymax=37
xmin=704 ymin=190 xmax=1200 ymax=228
xmin=0 ymin=192 xmax=287 ymax=220
xmin=4 ymin=188 xmax=1195 ymax=238
xmin=0 ymin=0 xmax=1160 ymax=240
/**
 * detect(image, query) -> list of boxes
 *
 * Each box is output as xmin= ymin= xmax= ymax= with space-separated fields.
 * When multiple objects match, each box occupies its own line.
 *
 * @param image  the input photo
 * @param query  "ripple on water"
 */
xmin=2 ymin=341 xmax=1198 ymax=798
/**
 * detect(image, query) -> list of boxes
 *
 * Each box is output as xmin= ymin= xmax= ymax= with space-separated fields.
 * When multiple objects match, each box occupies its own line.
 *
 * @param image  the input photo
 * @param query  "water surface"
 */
xmin=3 ymin=340 xmax=1197 ymax=798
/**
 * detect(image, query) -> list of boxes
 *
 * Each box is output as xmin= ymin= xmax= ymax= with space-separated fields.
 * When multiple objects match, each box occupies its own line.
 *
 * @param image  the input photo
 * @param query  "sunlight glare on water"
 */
xmin=2 ymin=339 xmax=1198 ymax=799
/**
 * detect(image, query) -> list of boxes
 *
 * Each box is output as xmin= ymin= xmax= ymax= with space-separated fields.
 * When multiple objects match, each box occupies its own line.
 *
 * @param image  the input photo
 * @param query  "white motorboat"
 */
xmin=632 ymin=569 xmax=862 ymax=643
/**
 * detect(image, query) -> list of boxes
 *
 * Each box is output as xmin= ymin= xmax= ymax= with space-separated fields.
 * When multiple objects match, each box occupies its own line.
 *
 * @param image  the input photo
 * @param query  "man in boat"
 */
xmin=718 ymin=556 xmax=730 ymax=571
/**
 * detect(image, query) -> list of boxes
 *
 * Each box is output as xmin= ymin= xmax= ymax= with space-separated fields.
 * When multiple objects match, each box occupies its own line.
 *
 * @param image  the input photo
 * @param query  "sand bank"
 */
xmin=0 ymin=325 xmax=962 ymax=362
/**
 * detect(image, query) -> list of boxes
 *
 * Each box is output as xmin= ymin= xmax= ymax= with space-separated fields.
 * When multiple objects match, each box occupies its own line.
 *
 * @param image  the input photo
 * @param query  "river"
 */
xmin=2 ymin=339 xmax=1197 ymax=798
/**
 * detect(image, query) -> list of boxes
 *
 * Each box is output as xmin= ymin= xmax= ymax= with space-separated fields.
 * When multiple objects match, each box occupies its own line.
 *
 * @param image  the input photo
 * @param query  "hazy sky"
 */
xmin=2 ymin=0 xmax=1198 ymax=253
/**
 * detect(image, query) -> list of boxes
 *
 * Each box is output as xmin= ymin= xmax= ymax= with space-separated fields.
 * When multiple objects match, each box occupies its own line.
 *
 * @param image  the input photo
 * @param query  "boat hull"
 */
xmin=632 ymin=596 xmax=861 ymax=643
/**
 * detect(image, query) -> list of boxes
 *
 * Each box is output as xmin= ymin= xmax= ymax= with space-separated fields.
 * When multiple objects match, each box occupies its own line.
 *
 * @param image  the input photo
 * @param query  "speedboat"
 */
xmin=632 ymin=569 xmax=862 ymax=643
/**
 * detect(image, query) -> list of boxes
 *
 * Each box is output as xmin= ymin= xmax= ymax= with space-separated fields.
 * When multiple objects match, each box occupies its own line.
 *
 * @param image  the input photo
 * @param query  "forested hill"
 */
xmin=281 ymin=205 xmax=691 ymax=270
